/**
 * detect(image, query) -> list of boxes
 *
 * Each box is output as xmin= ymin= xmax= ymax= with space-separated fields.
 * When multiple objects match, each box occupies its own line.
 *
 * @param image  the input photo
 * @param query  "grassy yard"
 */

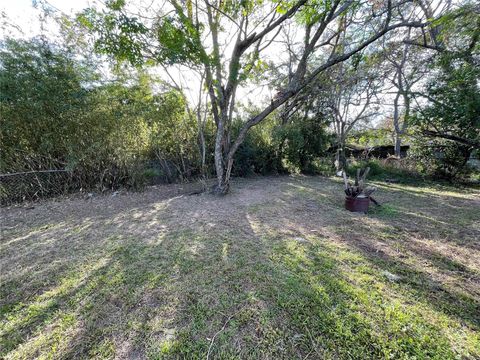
xmin=1 ymin=176 xmax=479 ymax=359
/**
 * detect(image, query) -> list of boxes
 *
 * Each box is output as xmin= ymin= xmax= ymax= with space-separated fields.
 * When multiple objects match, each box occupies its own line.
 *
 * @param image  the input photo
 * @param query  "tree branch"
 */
xmin=423 ymin=130 xmax=480 ymax=149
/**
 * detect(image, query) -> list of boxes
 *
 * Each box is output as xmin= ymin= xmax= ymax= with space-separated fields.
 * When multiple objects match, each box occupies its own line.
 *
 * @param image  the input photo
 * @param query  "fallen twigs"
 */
xmin=206 ymin=305 xmax=246 ymax=359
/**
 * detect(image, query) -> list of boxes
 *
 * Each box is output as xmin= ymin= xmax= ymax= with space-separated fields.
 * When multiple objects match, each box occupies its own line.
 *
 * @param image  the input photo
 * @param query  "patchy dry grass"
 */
xmin=1 ymin=176 xmax=479 ymax=359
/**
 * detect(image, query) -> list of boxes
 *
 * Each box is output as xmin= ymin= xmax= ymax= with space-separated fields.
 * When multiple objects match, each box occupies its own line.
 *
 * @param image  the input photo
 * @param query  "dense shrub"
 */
xmin=232 ymin=134 xmax=280 ymax=176
xmin=231 ymin=113 xmax=333 ymax=177
xmin=347 ymin=160 xmax=384 ymax=178
xmin=409 ymin=140 xmax=472 ymax=180
xmin=409 ymin=47 xmax=479 ymax=180
xmin=1 ymin=37 xmax=337 ymax=199
xmin=0 ymin=38 xmax=204 ymax=192
xmin=346 ymin=158 xmax=421 ymax=182
xmin=1 ymin=38 xmax=95 ymax=171
xmin=273 ymin=115 xmax=332 ymax=174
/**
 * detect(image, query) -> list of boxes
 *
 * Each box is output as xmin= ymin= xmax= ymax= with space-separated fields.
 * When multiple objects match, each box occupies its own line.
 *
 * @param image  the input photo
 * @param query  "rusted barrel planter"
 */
xmin=345 ymin=196 xmax=370 ymax=213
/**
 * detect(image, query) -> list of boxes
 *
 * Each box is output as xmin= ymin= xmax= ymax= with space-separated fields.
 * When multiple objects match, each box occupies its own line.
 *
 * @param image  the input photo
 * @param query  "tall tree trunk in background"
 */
xmin=335 ymin=120 xmax=347 ymax=172
xmin=394 ymin=134 xmax=402 ymax=158
xmin=335 ymin=146 xmax=347 ymax=172
xmin=393 ymin=82 xmax=411 ymax=158
xmin=393 ymin=91 xmax=403 ymax=158
xmin=394 ymin=91 xmax=410 ymax=158
xmin=197 ymin=113 xmax=207 ymax=177
xmin=195 ymin=75 xmax=208 ymax=179
xmin=388 ymin=27 xmax=420 ymax=159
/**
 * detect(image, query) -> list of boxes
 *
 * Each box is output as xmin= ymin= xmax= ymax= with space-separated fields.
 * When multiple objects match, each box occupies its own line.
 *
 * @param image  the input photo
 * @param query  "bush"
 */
xmin=346 ymin=159 xmax=384 ymax=178
xmin=273 ymin=115 xmax=332 ymax=174
xmin=0 ymin=38 xmax=205 ymax=194
xmin=305 ymin=157 xmax=336 ymax=176
xmin=232 ymin=117 xmax=281 ymax=176
xmin=409 ymin=139 xmax=473 ymax=180
xmin=231 ymin=114 xmax=333 ymax=177
xmin=346 ymin=158 xmax=421 ymax=182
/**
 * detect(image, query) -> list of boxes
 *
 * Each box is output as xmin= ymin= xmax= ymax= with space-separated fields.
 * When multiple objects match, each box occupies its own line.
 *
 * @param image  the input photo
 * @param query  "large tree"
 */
xmin=75 ymin=0 xmax=432 ymax=193
xmin=409 ymin=3 xmax=479 ymax=150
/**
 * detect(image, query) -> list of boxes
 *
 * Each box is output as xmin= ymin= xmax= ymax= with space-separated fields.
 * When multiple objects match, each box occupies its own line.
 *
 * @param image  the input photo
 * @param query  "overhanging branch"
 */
xmin=423 ymin=130 xmax=480 ymax=149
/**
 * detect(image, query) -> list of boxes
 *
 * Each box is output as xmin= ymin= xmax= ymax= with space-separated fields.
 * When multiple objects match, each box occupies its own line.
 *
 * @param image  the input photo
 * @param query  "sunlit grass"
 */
xmin=1 ymin=176 xmax=479 ymax=359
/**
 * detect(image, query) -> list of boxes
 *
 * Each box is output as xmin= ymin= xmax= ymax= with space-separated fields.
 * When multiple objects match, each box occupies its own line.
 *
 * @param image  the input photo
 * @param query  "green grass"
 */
xmin=1 ymin=176 xmax=479 ymax=359
xmin=368 ymin=203 xmax=399 ymax=218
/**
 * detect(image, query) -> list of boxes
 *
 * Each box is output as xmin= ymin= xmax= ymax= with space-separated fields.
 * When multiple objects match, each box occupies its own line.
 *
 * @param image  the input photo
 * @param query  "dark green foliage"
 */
xmin=0 ymin=38 xmax=95 ymax=170
xmin=409 ymin=140 xmax=472 ymax=180
xmin=409 ymin=8 xmax=480 ymax=179
xmin=232 ymin=114 xmax=332 ymax=177
xmin=346 ymin=159 xmax=421 ymax=183
xmin=0 ymin=37 xmax=334 ymax=200
xmin=349 ymin=128 xmax=393 ymax=147
xmin=0 ymin=38 xmax=203 ymax=193
xmin=232 ymin=117 xmax=282 ymax=176
xmin=409 ymin=51 xmax=479 ymax=179
xmin=347 ymin=160 xmax=384 ymax=178
xmin=274 ymin=115 xmax=332 ymax=174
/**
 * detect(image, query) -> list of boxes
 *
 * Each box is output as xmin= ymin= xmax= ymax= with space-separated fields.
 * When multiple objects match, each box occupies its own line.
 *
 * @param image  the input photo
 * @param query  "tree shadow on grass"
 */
xmin=341 ymin=234 xmax=480 ymax=328
xmin=0 ymin=188 xmax=204 ymax=321
xmin=280 ymin=177 xmax=480 ymax=329
xmin=1 ymin=228 xmax=208 ymax=358
xmin=2 ymin=186 xmax=281 ymax=358
xmin=1 ymin=176 xmax=479 ymax=359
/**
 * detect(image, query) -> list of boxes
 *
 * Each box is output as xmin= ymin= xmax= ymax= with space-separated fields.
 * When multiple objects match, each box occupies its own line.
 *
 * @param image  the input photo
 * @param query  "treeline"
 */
xmin=2 ymin=1 xmax=479 ymax=201
xmin=0 ymin=38 xmax=334 ymax=193
xmin=1 ymin=37 xmax=479 ymax=197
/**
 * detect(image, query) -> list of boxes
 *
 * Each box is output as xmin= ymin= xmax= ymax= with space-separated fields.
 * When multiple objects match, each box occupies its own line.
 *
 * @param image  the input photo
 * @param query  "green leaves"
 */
xmin=154 ymin=16 xmax=203 ymax=65
xmin=0 ymin=38 xmax=93 ymax=169
xmin=0 ymin=38 xmax=202 ymax=186
xmin=76 ymin=3 xmax=207 ymax=67
xmin=297 ymin=0 xmax=331 ymax=25
xmin=410 ymin=48 xmax=480 ymax=178
xmin=106 ymin=0 xmax=126 ymax=11
xmin=238 ymin=52 xmax=268 ymax=83
xmin=76 ymin=9 xmax=148 ymax=66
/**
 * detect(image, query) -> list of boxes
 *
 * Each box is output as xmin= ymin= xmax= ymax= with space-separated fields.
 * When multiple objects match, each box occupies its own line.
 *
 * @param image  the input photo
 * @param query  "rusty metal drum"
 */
xmin=345 ymin=196 xmax=370 ymax=213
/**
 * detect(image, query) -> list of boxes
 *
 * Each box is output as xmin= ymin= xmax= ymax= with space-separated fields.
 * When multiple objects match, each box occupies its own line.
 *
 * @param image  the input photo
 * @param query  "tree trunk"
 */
xmin=204 ymin=4 xmax=425 ymax=195
xmin=211 ymin=151 xmax=230 ymax=195
xmin=335 ymin=146 xmax=347 ymax=172
xmin=211 ymin=167 xmax=230 ymax=195
xmin=394 ymin=133 xmax=402 ymax=158
xmin=212 ymin=117 xmax=229 ymax=194
xmin=393 ymin=90 xmax=402 ymax=158
xmin=199 ymin=130 xmax=206 ymax=175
